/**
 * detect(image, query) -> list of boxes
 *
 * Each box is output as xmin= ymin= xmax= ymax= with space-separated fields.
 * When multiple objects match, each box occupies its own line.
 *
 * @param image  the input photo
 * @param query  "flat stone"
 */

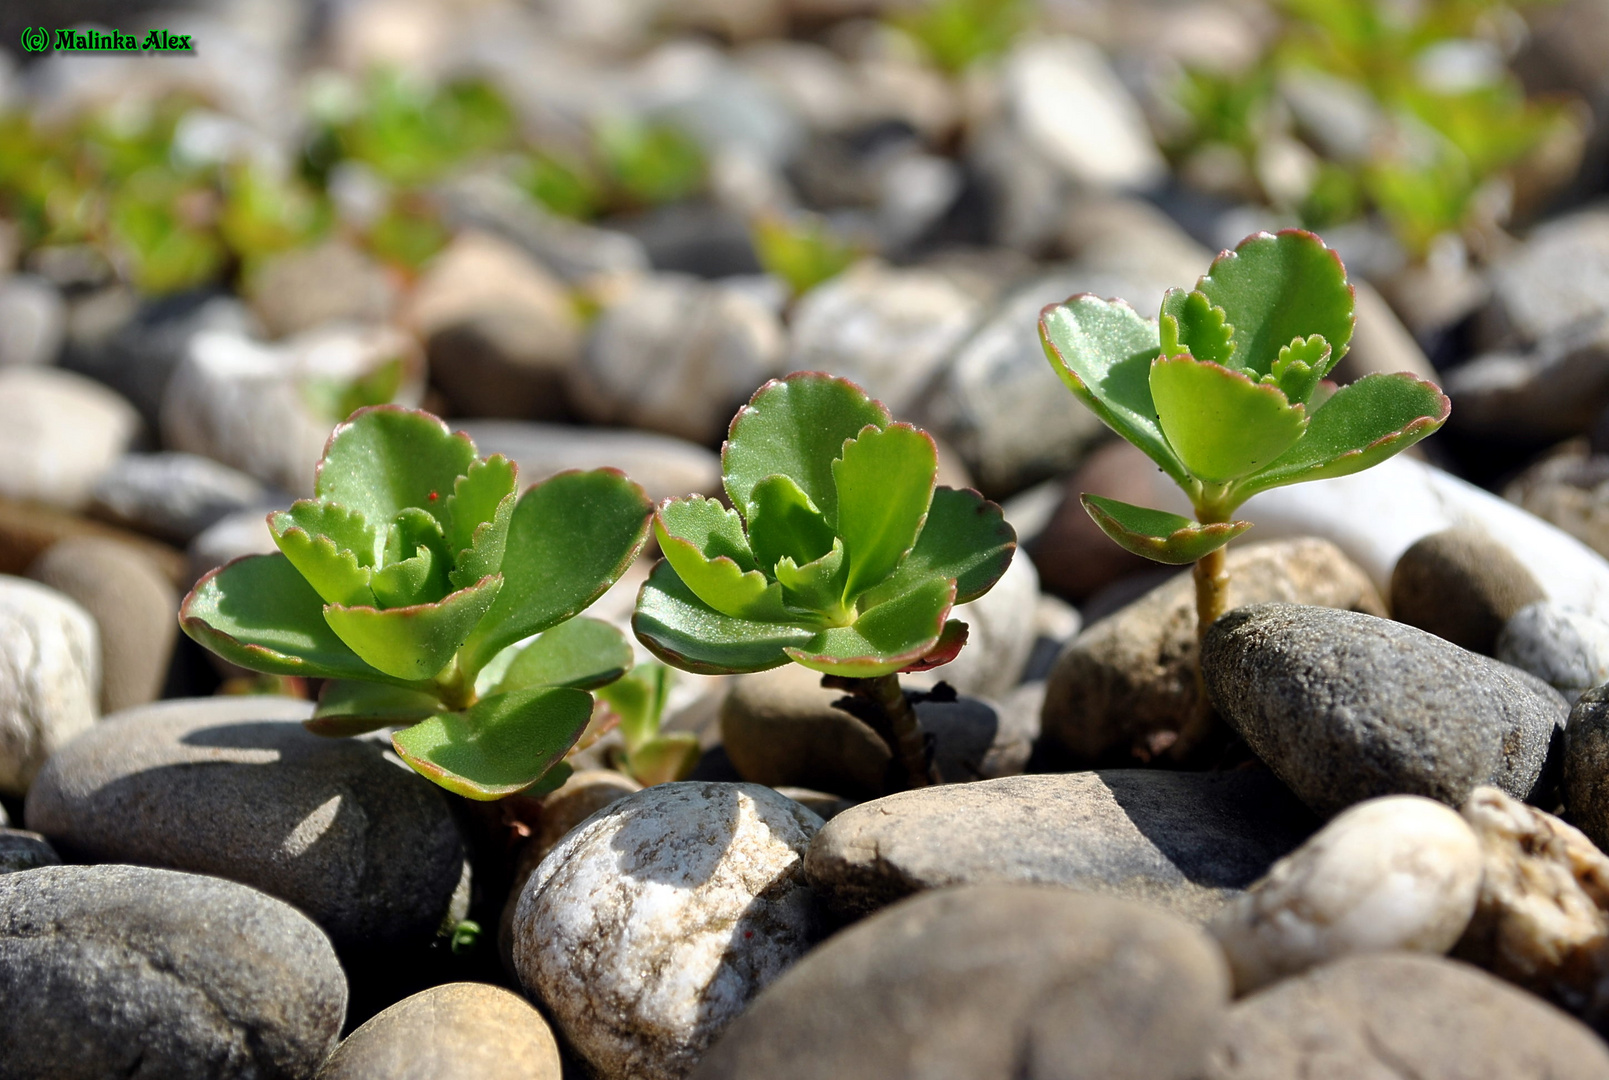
xmin=1204 ymin=954 xmax=1609 ymax=1080
xmin=315 ymin=982 xmax=560 ymax=1080
xmin=1203 ymin=604 xmax=1567 ymax=818
xmin=24 ymin=696 xmax=465 ymax=950
xmin=1498 ymin=601 xmax=1609 ymax=703
xmin=0 ymin=828 xmax=59 ymax=873
xmin=90 ymin=451 xmax=273 ymax=545
xmin=804 ymin=770 xmax=1318 ymax=922
xmin=1390 ymin=527 xmax=1546 ymax=654
xmin=0 ymin=366 xmax=139 ymax=512
xmin=691 ymin=885 xmax=1228 ymax=1080
xmin=512 ymin=781 xmax=824 ymax=1080
xmin=1211 ymin=796 xmax=1482 ymax=994
xmin=456 ymin=420 xmax=721 ymax=504
xmin=1042 ymin=538 xmax=1384 ymax=767
xmin=0 ymin=864 xmax=346 ymax=1079
xmin=0 ymin=575 xmax=99 ymax=796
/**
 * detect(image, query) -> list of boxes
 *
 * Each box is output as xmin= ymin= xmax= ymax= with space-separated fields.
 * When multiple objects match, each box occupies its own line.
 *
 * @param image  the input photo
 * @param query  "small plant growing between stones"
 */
xmin=633 ymin=372 xmax=1016 ymax=789
xmin=1039 ymin=230 xmax=1448 ymax=744
xmin=595 ymin=660 xmax=702 ymax=786
xmin=179 ymin=406 xmax=653 ymax=799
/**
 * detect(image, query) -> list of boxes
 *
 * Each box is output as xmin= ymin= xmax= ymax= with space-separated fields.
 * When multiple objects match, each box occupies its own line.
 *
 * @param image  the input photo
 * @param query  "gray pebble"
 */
xmin=1497 ymin=601 xmax=1609 ymax=703
xmin=90 ymin=451 xmax=272 ymax=545
xmin=0 ymin=828 xmax=59 ymax=873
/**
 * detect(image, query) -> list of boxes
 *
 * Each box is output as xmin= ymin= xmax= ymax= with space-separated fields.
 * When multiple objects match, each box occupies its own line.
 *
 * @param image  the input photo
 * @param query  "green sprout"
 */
xmin=179 ymin=406 xmax=653 ymax=800
xmin=890 ymin=0 xmax=1030 ymax=75
xmin=1039 ymin=229 xmax=1447 ymax=742
xmin=751 ymin=214 xmax=863 ymax=299
xmin=632 ymin=372 xmax=1016 ymax=789
xmin=594 ymin=116 xmax=706 ymax=209
xmin=595 ymin=660 xmax=701 ymax=787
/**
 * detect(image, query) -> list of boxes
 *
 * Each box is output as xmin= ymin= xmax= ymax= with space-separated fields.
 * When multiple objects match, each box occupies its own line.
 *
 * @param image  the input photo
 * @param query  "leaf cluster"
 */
xmin=888 ymin=0 xmax=1032 ymax=75
xmin=750 ymin=214 xmax=864 ymax=298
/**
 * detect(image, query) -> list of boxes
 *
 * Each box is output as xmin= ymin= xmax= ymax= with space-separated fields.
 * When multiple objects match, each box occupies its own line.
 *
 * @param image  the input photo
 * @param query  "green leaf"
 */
xmin=596 ymin=662 xmax=670 ymax=752
xmin=1192 ymin=230 xmax=1354 ymax=378
xmin=832 ymin=423 xmax=938 ymax=602
xmin=1080 ymin=493 xmax=1251 ymax=565
xmin=371 ymin=507 xmax=453 ymax=608
xmin=900 ymin=618 xmax=969 ymax=672
xmin=269 ymin=508 xmax=376 ymax=608
xmin=624 ymin=733 xmax=701 ymax=787
xmin=1265 ymin=334 xmax=1331 ymax=405
xmin=391 ymin=686 xmax=594 ymax=800
xmin=460 ymin=469 xmax=652 ymax=674
xmin=273 ymin=500 xmax=379 ymax=565
xmin=633 ymin=560 xmax=814 ymax=675
xmin=746 ymin=474 xmax=838 ymax=572
xmin=1150 ymin=355 xmax=1309 ymax=485
xmin=786 ymin=576 xmax=956 ymax=678
xmin=774 ymin=541 xmax=848 ymax=619
xmin=446 ymin=455 xmax=517 ymax=590
xmin=494 ymin=617 xmax=635 ymax=694
xmin=1235 ymin=373 xmax=1451 ymax=499
xmin=179 ymin=553 xmax=405 ymax=685
xmin=858 ymin=487 xmax=1016 ymax=609
xmin=1039 ymin=295 xmax=1187 ymax=488
xmin=1159 ymin=289 xmax=1234 ymax=366
xmin=305 ymin=680 xmax=443 ymax=737
xmin=656 ymin=497 xmax=756 ymax=570
xmin=315 ymin=406 xmax=478 ymax=532
xmin=324 ymin=574 xmax=503 ymax=680
xmin=656 ymin=523 xmax=790 ymax=623
xmin=723 ymin=373 xmax=889 ymax=528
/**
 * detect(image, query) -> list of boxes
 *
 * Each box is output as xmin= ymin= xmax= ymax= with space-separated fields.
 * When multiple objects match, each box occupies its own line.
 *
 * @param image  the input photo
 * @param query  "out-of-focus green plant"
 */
xmin=595 ymin=661 xmax=701 ymax=786
xmin=751 ymin=215 xmax=863 ymax=298
xmin=332 ymin=70 xmax=516 ymax=188
xmin=890 ymin=0 xmax=1031 ymax=74
xmin=594 ymin=116 xmax=706 ymax=209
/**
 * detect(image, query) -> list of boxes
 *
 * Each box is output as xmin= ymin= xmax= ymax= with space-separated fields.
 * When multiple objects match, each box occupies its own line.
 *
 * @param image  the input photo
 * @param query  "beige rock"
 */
xmin=247 ymin=239 xmax=396 ymax=339
xmin=1212 ymin=796 xmax=1482 ymax=995
xmin=0 ymin=367 xmax=139 ymax=512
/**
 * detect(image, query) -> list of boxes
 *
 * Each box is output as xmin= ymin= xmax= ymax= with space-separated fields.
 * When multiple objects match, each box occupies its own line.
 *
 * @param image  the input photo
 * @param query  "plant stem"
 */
xmin=1174 ymin=511 xmax=1232 ymax=761
xmin=822 ymin=672 xmax=936 ymax=790
xmin=433 ymin=657 xmax=478 ymax=712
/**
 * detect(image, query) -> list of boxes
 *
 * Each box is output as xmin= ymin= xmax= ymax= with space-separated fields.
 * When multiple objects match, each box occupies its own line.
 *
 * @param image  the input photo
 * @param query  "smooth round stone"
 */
xmin=1211 ymin=796 xmax=1482 ymax=994
xmin=691 ymin=885 xmax=1229 ymax=1080
xmin=455 ymin=420 xmax=721 ymax=504
xmin=0 ymin=575 xmax=99 ymax=796
xmin=513 ymin=782 xmax=825 ymax=1080
xmin=90 ymin=451 xmax=272 ymax=545
xmin=1204 ymin=954 xmax=1609 ymax=1079
xmin=0 ymin=365 xmax=139 ymax=511
xmin=246 ymin=239 xmax=396 ymax=339
xmin=0 ymin=827 xmax=60 ymax=873
xmin=804 ymin=770 xmax=1317 ymax=923
xmin=1564 ymin=684 xmax=1609 ymax=850
xmin=0 ymin=864 xmax=346 ymax=1079
xmin=1390 ymin=527 xmax=1546 ymax=655
xmin=186 ymin=505 xmax=279 ymax=584
xmin=1203 ymin=604 xmax=1566 ymax=817
xmin=0 ymin=273 xmax=66 ymax=367
xmin=27 ymin=536 xmax=177 ymax=714
xmin=315 ymin=982 xmax=560 ymax=1080
xmin=1497 ymin=601 xmax=1609 ymax=703
xmin=24 ymin=696 xmax=465 ymax=951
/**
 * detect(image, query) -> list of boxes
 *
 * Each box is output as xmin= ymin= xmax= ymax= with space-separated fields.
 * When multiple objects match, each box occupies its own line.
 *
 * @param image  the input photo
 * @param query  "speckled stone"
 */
xmin=1498 ymin=601 xmax=1609 ymax=703
xmin=0 ymin=828 xmax=59 ymax=873
xmin=0 ymin=575 xmax=99 ymax=796
xmin=1565 ymin=684 xmax=1609 ymax=851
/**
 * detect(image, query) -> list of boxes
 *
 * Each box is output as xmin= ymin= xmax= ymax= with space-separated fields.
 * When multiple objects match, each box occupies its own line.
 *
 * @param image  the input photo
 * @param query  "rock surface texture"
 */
xmin=0 ymin=575 xmax=99 ymax=796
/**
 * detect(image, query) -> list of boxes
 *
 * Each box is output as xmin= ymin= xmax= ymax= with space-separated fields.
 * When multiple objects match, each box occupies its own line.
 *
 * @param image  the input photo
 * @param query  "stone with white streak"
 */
xmin=1211 ymin=796 xmax=1482 ymax=995
xmin=0 ymin=577 xmax=99 ymax=796
xmin=512 ymin=781 xmax=824 ymax=1080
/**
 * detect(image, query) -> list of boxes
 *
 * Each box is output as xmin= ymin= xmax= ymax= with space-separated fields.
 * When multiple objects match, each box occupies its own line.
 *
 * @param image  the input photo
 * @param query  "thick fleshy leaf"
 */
xmin=494 ymin=617 xmax=635 ymax=694
xmin=832 ymin=423 xmax=937 ymax=602
xmin=746 ymin=474 xmax=837 ymax=572
xmin=858 ymin=487 xmax=1015 ymax=609
xmin=1235 ymin=372 xmax=1451 ymax=499
xmin=774 ymin=541 xmax=848 ymax=620
xmin=1081 ymin=493 xmax=1251 ymax=565
xmin=1150 ymin=355 xmax=1308 ymax=485
xmin=625 ymin=733 xmax=701 ymax=786
xmin=656 ymin=497 xmax=756 ymax=570
xmin=391 ymin=686 xmax=594 ymax=800
xmin=180 ymin=553 xmax=402 ymax=684
xmin=269 ymin=509 xmax=375 ymax=608
xmin=324 ymin=574 xmax=503 ymax=681
xmin=447 ymin=456 xmax=517 ymax=590
xmin=459 ymin=469 xmax=652 ymax=675
xmin=371 ymin=507 xmax=453 ymax=608
xmin=305 ymin=680 xmax=443 ymax=736
xmin=656 ymin=525 xmax=790 ymax=622
xmin=1039 ymin=295 xmax=1186 ymax=488
xmin=785 ymin=576 xmax=956 ymax=677
xmin=315 ymin=406 xmax=478 ymax=533
xmin=723 ymin=373 xmax=889 ymax=528
xmin=1159 ymin=289 xmax=1234 ymax=366
xmin=1192 ymin=230 xmax=1354 ymax=378
xmin=899 ymin=618 xmax=968 ymax=672
xmin=633 ymin=560 xmax=814 ymax=675
xmin=273 ymin=500 xmax=379 ymax=565
xmin=1265 ymin=334 xmax=1331 ymax=405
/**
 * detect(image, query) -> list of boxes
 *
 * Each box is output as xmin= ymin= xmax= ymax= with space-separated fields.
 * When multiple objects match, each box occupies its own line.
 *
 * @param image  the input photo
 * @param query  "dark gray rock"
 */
xmin=0 ymin=828 xmax=59 ymax=873
xmin=1563 ymin=684 xmax=1609 ymax=851
xmin=1204 ymin=954 xmax=1609 ymax=1080
xmin=691 ymin=884 xmax=1229 ymax=1080
xmin=90 ymin=451 xmax=273 ymax=545
xmin=1204 ymin=604 xmax=1567 ymax=818
xmin=804 ymin=770 xmax=1317 ymax=922
xmin=1390 ymin=527 xmax=1546 ymax=655
xmin=0 ymin=863 xmax=346 ymax=1080
xmin=24 ymin=696 xmax=465 ymax=950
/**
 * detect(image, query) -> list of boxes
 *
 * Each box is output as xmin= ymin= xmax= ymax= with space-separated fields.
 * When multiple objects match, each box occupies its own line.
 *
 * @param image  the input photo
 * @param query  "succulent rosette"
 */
xmin=633 ymin=373 xmax=1016 ymax=677
xmin=180 ymin=406 xmax=652 ymax=799
xmin=1038 ymin=229 xmax=1450 ymax=563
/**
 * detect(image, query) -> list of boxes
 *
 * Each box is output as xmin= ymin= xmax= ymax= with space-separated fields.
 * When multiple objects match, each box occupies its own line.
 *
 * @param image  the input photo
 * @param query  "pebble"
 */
xmin=185 ymin=505 xmax=281 ymax=585
xmin=1042 ymin=538 xmax=1384 ymax=767
xmin=571 ymin=273 xmax=785 ymax=445
xmin=0 ymin=864 xmax=347 ymax=1079
xmin=1480 ymin=205 xmax=1609 ymax=348
xmin=0 ymin=494 xmax=187 ymax=584
xmin=691 ymin=885 xmax=1229 ymax=1080
xmin=512 ymin=781 xmax=824 ymax=1080
xmin=1503 ymin=440 xmax=1609 ymax=560
xmin=804 ymin=770 xmax=1317 ymax=923
xmin=1497 ymin=601 xmax=1609 ymax=703
xmin=455 ymin=419 xmax=722 ymax=503
xmin=1203 ymin=604 xmax=1566 ymax=818
xmin=0 ymin=365 xmax=140 ymax=512
xmin=89 ymin=451 xmax=274 ymax=545
xmin=0 ymin=575 xmax=99 ymax=797
xmin=0 ymin=828 xmax=60 ymax=873
xmin=1455 ymin=786 xmax=1609 ymax=1029
xmin=24 ymin=695 xmax=466 ymax=951
xmin=315 ymin=982 xmax=561 ymax=1080
xmin=1389 ymin=527 xmax=1546 ymax=654
xmin=406 ymin=229 xmax=581 ymax=421
xmin=1204 ymin=953 xmax=1609 ymax=1079
xmin=1443 ymin=315 xmax=1609 ymax=442
xmin=27 ymin=537 xmax=177 ymax=714
xmin=1565 ymin=685 xmax=1609 ymax=853
xmin=0 ymin=273 xmax=65 ymax=367
xmin=1210 ymin=796 xmax=1482 ymax=995
xmin=246 ymin=238 xmax=397 ymax=339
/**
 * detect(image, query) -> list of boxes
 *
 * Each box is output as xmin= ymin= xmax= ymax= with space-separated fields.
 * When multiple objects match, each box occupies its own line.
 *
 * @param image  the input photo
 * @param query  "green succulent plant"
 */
xmin=180 ymin=406 xmax=653 ymax=799
xmin=633 ymin=372 xmax=1016 ymax=787
xmin=595 ymin=661 xmax=701 ymax=787
xmin=751 ymin=214 xmax=863 ymax=299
